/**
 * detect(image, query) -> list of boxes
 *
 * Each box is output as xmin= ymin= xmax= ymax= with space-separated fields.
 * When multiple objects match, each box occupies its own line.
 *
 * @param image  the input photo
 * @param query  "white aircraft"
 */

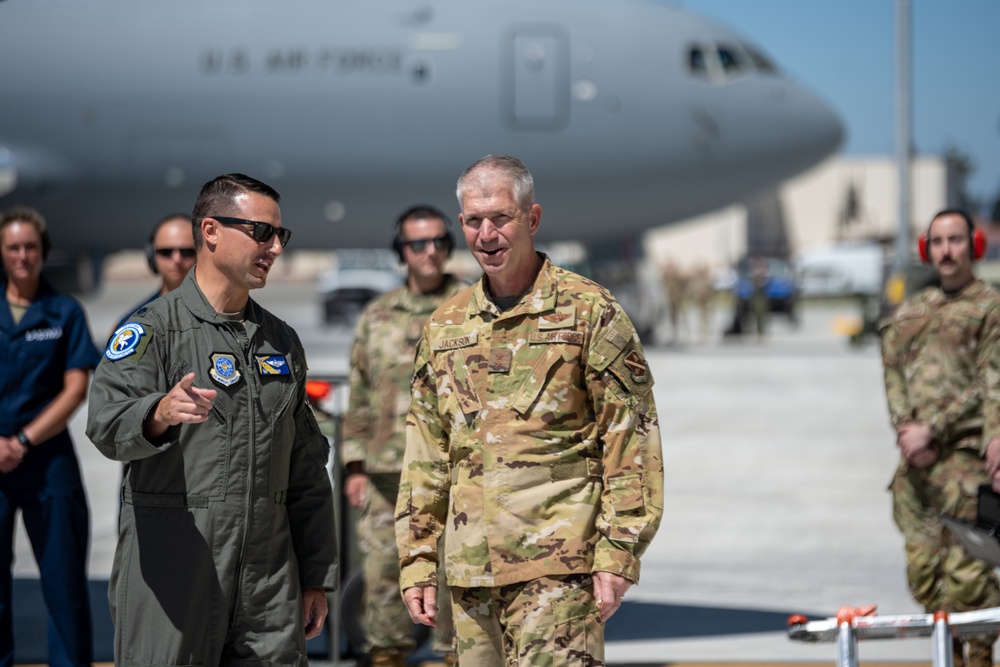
xmin=0 ymin=0 xmax=842 ymax=257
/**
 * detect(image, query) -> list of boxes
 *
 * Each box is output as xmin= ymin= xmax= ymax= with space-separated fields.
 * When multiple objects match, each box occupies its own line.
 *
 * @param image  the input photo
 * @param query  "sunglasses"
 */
xmin=403 ymin=236 xmax=451 ymax=253
xmin=154 ymin=247 xmax=196 ymax=259
xmin=211 ymin=216 xmax=292 ymax=247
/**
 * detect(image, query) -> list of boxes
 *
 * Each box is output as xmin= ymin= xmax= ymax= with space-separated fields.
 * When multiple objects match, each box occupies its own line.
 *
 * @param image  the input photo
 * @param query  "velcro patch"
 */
xmin=538 ymin=306 xmax=576 ymax=329
xmin=255 ymin=355 xmax=290 ymax=376
xmin=529 ymin=330 xmax=584 ymax=345
xmin=432 ymin=331 xmax=478 ymax=351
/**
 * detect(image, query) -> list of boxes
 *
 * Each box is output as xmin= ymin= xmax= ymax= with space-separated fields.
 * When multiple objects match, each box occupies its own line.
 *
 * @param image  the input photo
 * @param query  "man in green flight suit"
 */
xmin=881 ymin=209 xmax=1000 ymax=667
xmin=341 ymin=205 xmax=465 ymax=667
xmin=396 ymin=155 xmax=664 ymax=666
xmin=87 ymin=173 xmax=338 ymax=666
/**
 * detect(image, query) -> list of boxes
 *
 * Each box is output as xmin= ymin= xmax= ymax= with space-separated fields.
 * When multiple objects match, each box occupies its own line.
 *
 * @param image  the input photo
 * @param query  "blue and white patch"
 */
xmin=255 ymin=354 xmax=289 ymax=376
xmin=209 ymin=353 xmax=241 ymax=387
xmin=106 ymin=323 xmax=145 ymax=360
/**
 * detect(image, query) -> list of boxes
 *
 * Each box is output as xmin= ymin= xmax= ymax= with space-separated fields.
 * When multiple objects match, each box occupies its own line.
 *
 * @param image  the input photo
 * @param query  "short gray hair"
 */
xmin=456 ymin=154 xmax=534 ymax=213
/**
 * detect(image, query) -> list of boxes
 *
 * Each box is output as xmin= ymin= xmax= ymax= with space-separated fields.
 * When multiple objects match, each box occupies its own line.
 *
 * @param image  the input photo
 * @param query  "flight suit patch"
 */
xmin=488 ymin=349 xmax=513 ymax=373
xmin=255 ymin=354 xmax=290 ymax=376
xmin=106 ymin=322 xmax=151 ymax=361
xmin=210 ymin=353 xmax=242 ymax=387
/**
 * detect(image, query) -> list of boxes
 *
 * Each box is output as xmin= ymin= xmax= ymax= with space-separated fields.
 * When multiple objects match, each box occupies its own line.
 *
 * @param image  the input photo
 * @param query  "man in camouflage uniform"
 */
xmin=341 ymin=206 xmax=466 ymax=667
xmin=396 ymin=155 xmax=664 ymax=666
xmin=881 ymin=209 xmax=1000 ymax=667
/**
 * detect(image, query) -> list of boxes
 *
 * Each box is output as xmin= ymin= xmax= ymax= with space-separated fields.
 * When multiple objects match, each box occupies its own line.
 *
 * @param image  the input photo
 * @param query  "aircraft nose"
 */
xmin=768 ymin=80 xmax=844 ymax=173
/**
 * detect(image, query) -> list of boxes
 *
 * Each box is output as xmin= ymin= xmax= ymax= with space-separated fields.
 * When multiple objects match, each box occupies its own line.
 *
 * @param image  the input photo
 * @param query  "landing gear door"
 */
xmin=504 ymin=26 xmax=569 ymax=131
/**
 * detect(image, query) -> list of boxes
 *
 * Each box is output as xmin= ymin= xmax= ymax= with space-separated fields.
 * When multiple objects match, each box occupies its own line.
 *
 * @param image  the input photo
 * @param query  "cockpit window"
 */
xmin=686 ymin=40 xmax=778 ymax=82
xmin=688 ymin=46 xmax=707 ymax=76
xmin=716 ymin=44 xmax=745 ymax=74
xmin=744 ymin=44 xmax=777 ymax=73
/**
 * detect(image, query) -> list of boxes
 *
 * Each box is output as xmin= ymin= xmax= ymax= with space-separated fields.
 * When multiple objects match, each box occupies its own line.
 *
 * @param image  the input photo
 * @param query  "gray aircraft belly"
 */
xmin=0 ymin=0 xmax=842 ymax=252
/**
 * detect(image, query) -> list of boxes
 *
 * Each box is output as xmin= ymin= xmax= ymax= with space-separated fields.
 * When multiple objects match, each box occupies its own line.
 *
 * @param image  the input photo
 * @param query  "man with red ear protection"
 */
xmin=881 ymin=209 xmax=1000 ymax=667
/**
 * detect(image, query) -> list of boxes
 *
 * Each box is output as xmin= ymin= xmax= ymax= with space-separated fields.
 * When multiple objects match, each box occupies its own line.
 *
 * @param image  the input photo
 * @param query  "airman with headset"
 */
xmin=0 ymin=206 xmax=101 ymax=667
xmin=111 ymin=212 xmax=196 ymax=334
xmin=340 ymin=205 xmax=465 ymax=667
xmin=880 ymin=209 xmax=1000 ymax=667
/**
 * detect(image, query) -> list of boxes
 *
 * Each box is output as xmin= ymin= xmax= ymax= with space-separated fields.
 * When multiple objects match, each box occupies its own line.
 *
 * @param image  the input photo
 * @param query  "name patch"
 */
xmin=106 ymin=323 xmax=146 ymax=361
xmin=26 ymin=327 xmax=63 ymax=342
xmin=255 ymin=354 xmax=290 ymax=376
xmin=529 ymin=330 xmax=584 ymax=345
xmin=433 ymin=331 xmax=478 ymax=351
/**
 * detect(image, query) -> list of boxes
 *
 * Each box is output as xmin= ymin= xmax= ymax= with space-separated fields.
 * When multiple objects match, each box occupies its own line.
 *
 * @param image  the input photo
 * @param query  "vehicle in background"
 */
xmin=796 ymin=242 xmax=884 ymax=297
xmin=318 ymin=249 xmax=402 ymax=326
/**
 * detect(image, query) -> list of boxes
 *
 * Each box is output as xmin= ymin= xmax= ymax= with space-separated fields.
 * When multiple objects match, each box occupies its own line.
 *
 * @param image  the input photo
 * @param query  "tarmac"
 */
xmin=9 ymin=274 xmax=975 ymax=664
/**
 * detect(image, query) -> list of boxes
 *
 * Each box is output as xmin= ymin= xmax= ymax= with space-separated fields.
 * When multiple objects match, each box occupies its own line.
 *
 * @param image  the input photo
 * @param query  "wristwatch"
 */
xmin=15 ymin=430 xmax=32 ymax=452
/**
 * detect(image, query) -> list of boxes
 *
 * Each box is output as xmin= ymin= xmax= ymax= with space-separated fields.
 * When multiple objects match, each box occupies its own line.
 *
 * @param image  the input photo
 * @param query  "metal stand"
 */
xmin=789 ymin=605 xmax=1000 ymax=666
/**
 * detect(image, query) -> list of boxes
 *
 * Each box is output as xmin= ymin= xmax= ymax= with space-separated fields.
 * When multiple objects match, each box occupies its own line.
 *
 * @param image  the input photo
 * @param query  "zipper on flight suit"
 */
xmin=225 ymin=320 xmax=257 ymax=629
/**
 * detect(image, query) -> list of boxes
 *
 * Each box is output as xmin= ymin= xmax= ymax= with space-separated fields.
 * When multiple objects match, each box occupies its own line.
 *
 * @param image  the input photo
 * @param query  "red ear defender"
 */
xmin=973 ymin=227 xmax=987 ymax=260
xmin=917 ymin=228 xmax=988 ymax=263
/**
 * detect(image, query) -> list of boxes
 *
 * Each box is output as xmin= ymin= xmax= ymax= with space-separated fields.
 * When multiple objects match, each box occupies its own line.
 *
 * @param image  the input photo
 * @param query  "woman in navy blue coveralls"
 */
xmin=0 ymin=207 xmax=99 ymax=667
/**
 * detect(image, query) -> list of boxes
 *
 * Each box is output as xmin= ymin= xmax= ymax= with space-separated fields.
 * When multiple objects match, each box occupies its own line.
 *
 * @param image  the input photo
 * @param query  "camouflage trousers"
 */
xmin=891 ymin=448 xmax=1000 ymax=615
xmin=451 ymin=574 xmax=604 ymax=667
xmin=360 ymin=474 xmax=453 ymax=654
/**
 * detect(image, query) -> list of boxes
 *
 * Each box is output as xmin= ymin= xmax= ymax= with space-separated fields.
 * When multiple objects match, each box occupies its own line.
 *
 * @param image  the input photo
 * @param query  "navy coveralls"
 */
xmin=0 ymin=278 xmax=100 ymax=667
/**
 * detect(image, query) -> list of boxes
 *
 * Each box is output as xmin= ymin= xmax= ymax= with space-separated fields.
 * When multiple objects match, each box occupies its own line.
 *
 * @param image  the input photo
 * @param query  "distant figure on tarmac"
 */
xmin=0 ymin=206 xmax=100 ymax=667
xmin=660 ymin=260 xmax=688 ymax=344
xmin=687 ymin=262 xmax=716 ymax=343
xmin=748 ymin=255 xmax=769 ymax=340
xmin=87 ymin=174 xmax=338 ymax=667
xmin=880 ymin=209 xmax=1000 ymax=667
xmin=341 ymin=205 xmax=465 ymax=667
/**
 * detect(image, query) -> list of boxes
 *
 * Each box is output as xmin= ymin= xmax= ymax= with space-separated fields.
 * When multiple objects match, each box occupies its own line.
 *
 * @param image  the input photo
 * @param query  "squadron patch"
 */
xmin=622 ymin=350 xmax=649 ymax=384
xmin=209 ymin=353 xmax=242 ymax=387
xmin=255 ymin=354 xmax=290 ymax=376
xmin=106 ymin=323 xmax=147 ymax=361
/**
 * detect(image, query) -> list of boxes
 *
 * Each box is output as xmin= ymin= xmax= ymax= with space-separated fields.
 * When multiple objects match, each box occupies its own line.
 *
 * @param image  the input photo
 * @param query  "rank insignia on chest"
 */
xmin=255 ymin=354 xmax=290 ymax=376
xmin=622 ymin=350 xmax=649 ymax=384
xmin=210 ymin=353 xmax=242 ymax=387
xmin=488 ymin=348 xmax=513 ymax=373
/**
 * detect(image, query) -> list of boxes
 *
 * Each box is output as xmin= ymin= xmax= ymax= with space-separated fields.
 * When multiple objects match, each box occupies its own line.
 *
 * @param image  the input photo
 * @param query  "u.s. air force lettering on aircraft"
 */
xmin=199 ymin=47 xmax=405 ymax=76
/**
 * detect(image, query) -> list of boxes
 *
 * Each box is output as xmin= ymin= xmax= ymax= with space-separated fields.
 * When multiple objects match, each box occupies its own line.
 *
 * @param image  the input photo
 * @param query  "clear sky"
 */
xmin=680 ymin=0 xmax=1000 ymax=215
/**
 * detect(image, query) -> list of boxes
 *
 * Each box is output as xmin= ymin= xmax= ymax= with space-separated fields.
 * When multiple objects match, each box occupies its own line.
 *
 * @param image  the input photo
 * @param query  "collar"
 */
xmin=0 ymin=276 xmax=61 ymax=334
xmin=385 ymin=274 xmax=462 ymax=313
xmin=176 ymin=271 xmax=263 ymax=327
xmin=468 ymin=253 xmax=556 ymax=319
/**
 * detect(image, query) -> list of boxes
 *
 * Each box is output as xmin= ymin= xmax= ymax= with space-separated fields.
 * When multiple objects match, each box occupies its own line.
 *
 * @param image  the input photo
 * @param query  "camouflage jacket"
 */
xmin=880 ymin=278 xmax=1000 ymax=451
xmin=340 ymin=275 xmax=467 ymax=474
xmin=397 ymin=256 xmax=664 ymax=589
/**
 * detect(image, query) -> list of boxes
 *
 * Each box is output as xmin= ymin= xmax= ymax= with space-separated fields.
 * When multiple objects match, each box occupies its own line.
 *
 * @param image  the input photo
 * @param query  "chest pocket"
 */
xmin=943 ymin=302 xmax=986 ymax=349
xmin=891 ymin=304 xmax=930 ymax=347
xmin=510 ymin=335 xmax=582 ymax=415
xmin=433 ymin=332 xmax=482 ymax=418
xmin=263 ymin=353 xmax=301 ymax=504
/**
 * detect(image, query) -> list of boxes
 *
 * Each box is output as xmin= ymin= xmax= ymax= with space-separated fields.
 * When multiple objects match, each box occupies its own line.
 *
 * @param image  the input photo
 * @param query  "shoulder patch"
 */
xmin=106 ymin=322 xmax=151 ymax=361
